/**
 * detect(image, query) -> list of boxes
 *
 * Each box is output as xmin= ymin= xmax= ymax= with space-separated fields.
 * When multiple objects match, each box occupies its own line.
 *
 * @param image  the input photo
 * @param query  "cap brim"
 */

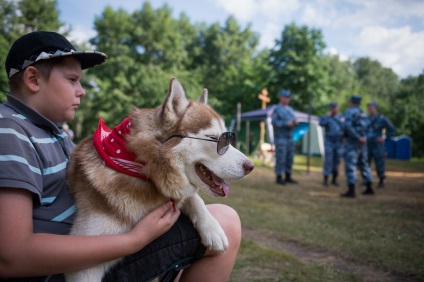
xmin=48 ymin=50 xmax=107 ymax=69
xmin=7 ymin=50 xmax=108 ymax=78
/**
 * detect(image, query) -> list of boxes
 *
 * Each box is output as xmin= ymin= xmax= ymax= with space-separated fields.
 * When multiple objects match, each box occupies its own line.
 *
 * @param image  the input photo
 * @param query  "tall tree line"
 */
xmin=1 ymin=0 xmax=423 ymax=156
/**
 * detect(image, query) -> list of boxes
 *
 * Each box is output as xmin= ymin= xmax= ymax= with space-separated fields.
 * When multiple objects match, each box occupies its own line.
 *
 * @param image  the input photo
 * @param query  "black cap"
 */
xmin=350 ymin=94 xmax=362 ymax=103
xmin=5 ymin=31 xmax=107 ymax=78
xmin=367 ymin=101 xmax=378 ymax=107
xmin=329 ymin=101 xmax=338 ymax=108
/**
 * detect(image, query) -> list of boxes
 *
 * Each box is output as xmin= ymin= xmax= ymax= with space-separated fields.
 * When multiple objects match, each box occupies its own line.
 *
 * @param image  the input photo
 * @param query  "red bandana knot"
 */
xmin=93 ymin=116 xmax=149 ymax=180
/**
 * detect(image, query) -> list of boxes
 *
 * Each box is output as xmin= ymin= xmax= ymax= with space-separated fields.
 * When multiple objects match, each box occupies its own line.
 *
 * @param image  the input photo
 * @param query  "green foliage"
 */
xmin=353 ymin=57 xmax=399 ymax=114
xmin=81 ymin=4 xmax=204 ymax=136
xmin=1 ymin=0 xmax=423 ymax=156
xmin=269 ymin=23 xmax=329 ymax=112
xmin=16 ymin=0 xmax=62 ymax=33
xmin=391 ymin=74 xmax=424 ymax=156
xmin=0 ymin=0 xmax=63 ymax=101
xmin=322 ymin=55 xmax=360 ymax=114
xmin=194 ymin=17 xmax=262 ymax=119
xmin=80 ymin=4 xmax=263 ymax=137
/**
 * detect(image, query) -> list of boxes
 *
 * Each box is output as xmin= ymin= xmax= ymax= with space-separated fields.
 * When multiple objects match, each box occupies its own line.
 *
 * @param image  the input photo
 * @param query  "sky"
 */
xmin=57 ymin=0 xmax=424 ymax=78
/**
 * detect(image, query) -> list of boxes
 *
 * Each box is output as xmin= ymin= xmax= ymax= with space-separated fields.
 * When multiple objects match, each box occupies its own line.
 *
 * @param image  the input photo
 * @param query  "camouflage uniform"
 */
xmin=319 ymin=112 xmax=344 ymax=184
xmin=366 ymin=112 xmax=395 ymax=185
xmin=341 ymin=95 xmax=374 ymax=197
xmin=272 ymin=101 xmax=296 ymax=184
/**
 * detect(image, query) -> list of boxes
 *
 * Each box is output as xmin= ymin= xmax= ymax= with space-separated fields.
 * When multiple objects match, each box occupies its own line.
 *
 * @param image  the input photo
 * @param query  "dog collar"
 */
xmin=93 ymin=116 xmax=150 ymax=180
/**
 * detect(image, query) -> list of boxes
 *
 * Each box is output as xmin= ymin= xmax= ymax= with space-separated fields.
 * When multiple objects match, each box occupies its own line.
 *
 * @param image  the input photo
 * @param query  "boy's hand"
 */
xmin=128 ymin=201 xmax=180 ymax=250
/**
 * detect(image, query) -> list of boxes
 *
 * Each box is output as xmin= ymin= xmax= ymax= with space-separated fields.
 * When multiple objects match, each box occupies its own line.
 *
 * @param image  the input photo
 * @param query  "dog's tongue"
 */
xmin=212 ymin=174 xmax=230 ymax=196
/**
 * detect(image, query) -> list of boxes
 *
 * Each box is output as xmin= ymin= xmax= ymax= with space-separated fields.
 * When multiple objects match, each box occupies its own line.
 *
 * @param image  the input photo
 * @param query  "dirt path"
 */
xmin=242 ymin=227 xmax=416 ymax=282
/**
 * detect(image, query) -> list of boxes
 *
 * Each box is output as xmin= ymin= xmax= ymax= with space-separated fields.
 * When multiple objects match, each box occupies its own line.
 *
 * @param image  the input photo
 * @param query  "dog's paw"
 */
xmin=197 ymin=218 xmax=229 ymax=253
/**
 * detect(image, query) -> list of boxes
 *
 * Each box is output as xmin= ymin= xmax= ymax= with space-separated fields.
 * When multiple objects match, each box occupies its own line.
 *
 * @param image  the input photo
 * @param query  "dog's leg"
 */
xmin=182 ymin=194 xmax=229 ymax=252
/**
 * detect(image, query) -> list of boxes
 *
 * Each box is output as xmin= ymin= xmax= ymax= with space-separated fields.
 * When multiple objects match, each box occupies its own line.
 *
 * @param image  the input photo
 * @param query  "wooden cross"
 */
xmin=258 ymin=88 xmax=271 ymax=144
xmin=258 ymin=88 xmax=270 ymax=109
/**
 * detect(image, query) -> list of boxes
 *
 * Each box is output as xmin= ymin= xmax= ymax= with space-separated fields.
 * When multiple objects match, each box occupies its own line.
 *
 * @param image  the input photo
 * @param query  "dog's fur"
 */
xmin=65 ymin=78 xmax=254 ymax=281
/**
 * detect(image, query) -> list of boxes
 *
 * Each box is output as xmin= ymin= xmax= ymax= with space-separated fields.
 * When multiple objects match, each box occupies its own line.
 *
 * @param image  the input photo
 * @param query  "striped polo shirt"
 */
xmin=0 ymin=95 xmax=76 ymax=235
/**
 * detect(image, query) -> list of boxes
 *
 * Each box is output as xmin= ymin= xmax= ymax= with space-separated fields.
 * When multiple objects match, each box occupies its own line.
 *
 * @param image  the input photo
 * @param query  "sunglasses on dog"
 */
xmin=165 ymin=132 xmax=237 ymax=155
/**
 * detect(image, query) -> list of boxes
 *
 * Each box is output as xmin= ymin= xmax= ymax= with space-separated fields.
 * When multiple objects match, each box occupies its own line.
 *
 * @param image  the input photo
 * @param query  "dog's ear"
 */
xmin=197 ymin=89 xmax=208 ymax=104
xmin=161 ymin=78 xmax=190 ymax=129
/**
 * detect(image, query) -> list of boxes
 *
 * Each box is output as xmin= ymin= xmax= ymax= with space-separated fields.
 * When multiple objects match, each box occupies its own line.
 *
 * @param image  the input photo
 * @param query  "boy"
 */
xmin=0 ymin=31 xmax=241 ymax=281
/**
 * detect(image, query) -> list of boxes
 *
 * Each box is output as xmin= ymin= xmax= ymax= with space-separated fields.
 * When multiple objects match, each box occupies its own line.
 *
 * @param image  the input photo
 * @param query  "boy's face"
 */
xmin=36 ymin=57 xmax=85 ymax=123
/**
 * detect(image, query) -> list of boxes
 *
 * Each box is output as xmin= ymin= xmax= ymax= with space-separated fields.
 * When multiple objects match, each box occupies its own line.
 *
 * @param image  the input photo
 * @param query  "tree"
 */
xmin=353 ymin=57 xmax=399 ymax=114
xmin=191 ymin=16 xmax=262 ymax=120
xmin=79 ymin=4 xmax=205 ymax=138
xmin=392 ymin=73 xmax=424 ymax=157
xmin=87 ymin=5 xmax=262 ymax=133
xmin=269 ymin=23 xmax=329 ymax=112
xmin=0 ymin=0 xmax=63 ymax=101
xmin=323 ymin=54 xmax=360 ymax=114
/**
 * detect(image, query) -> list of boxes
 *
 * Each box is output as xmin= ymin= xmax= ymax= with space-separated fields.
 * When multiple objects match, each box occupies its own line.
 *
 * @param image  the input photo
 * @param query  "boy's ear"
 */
xmin=23 ymin=66 xmax=40 ymax=93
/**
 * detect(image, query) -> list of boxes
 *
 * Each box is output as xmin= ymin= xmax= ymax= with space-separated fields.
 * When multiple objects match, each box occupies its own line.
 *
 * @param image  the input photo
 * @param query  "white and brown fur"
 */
xmin=65 ymin=78 xmax=254 ymax=281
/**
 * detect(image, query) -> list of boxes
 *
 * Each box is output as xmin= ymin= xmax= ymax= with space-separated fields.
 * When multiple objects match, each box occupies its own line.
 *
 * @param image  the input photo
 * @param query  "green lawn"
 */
xmin=203 ymin=156 xmax=424 ymax=281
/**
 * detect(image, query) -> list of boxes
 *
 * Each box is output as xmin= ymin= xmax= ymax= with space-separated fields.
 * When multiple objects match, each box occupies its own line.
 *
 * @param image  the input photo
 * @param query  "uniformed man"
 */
xmin=272 ymin=90 xmax=298 ymax=185
xmin=366 ymin=101 xmax=396 ymax=188
xmin=341 ymin=95 xmax=374 ymax=198
xmin=319 ymin=102 xmax=344 ymax=186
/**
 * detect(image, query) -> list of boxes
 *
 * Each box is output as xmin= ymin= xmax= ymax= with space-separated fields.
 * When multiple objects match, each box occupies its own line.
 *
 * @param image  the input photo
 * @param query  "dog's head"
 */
xmin=128 ymin=78 xmax=254 ymax=199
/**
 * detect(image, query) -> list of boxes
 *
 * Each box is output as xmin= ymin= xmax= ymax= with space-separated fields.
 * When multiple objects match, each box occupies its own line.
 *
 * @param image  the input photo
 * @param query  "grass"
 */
xmin=203 ymin=156 xmax=424 ymax=281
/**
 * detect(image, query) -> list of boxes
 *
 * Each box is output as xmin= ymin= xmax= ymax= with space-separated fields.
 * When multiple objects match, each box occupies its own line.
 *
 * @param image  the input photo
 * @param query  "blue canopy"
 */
xmin=240 ymin=104 xmax=319 ymax=123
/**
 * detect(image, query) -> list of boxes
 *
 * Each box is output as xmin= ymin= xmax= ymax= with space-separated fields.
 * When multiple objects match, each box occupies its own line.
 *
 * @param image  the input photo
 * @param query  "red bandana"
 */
xmin=93 ymin=116 xmax=149 ymax=180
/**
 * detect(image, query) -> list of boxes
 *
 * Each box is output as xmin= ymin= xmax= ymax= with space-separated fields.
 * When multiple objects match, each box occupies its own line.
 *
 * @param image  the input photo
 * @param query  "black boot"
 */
xmin=341 ymin=184 xmax=355 ymax=198
xmin=276 ymin=175 xmax=285 ymax=185
xmin=378 ymin=178 xmax=384 ymax=188
xmin=331 ymin=173 xmax=339 ymax=186
xmin=323 ymin=175 xmax=329 ymax=186
xmin=363 ymin=182 xmax=375 ymax=195
xmin=285 ymin=173 xmax=298 ymax=184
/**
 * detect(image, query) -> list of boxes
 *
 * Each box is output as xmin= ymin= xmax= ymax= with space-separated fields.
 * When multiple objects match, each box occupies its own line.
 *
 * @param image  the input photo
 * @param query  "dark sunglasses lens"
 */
xmin=217 ymin=132 xmax=236 ymax=155
xmin=229 ymin=132 xmax=237 ymax=146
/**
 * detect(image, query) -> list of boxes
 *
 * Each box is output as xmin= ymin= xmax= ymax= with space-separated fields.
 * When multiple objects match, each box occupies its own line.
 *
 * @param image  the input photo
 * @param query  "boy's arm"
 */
xmin=0 ymin=188 xmax=179 ymax=278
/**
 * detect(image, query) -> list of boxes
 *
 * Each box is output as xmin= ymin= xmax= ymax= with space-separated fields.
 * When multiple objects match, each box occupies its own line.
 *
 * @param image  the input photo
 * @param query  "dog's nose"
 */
xmin=243 ymin=160 xmax=254 ymax=175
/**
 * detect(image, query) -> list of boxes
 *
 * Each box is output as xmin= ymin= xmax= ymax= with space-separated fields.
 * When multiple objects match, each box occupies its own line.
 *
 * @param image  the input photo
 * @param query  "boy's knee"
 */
xmin=208 ymin=204 xmax=241 ymax=248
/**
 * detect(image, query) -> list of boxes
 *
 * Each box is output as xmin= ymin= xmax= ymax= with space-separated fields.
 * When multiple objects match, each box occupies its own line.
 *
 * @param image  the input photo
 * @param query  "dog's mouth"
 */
xmin=195 ymin=163 xmax=229 ymax=197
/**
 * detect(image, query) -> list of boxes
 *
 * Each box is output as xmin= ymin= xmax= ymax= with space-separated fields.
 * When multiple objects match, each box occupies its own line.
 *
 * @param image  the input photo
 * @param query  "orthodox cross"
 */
xmin=258 ymin=88 xmax=270 ymax=144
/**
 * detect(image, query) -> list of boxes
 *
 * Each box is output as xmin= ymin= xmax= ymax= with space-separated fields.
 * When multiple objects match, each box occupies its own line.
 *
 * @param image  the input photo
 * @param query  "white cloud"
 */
xmin=214 ymin=0 xmax=300 ymax=23
xmin=67 ymin=26 xmax=96 ymax=46
xmin=214 ymin=0 xmax=256 ymax=22
xmin=258 ymin=0 xmax=300 ymax=21
xmin=326 ymin=47 xmax=350 ymax=62
xmin=355 ymin=25 xmax=424 ymax=77
xmin=259 ymin=21 xmax=281 ymax=49
xmin=299 ymin=2 xmax=336 ymax=28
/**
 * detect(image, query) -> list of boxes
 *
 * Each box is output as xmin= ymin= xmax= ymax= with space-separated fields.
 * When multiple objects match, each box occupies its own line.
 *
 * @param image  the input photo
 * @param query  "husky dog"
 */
xmin=65 ymin=78 xmax=254 ymax=281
